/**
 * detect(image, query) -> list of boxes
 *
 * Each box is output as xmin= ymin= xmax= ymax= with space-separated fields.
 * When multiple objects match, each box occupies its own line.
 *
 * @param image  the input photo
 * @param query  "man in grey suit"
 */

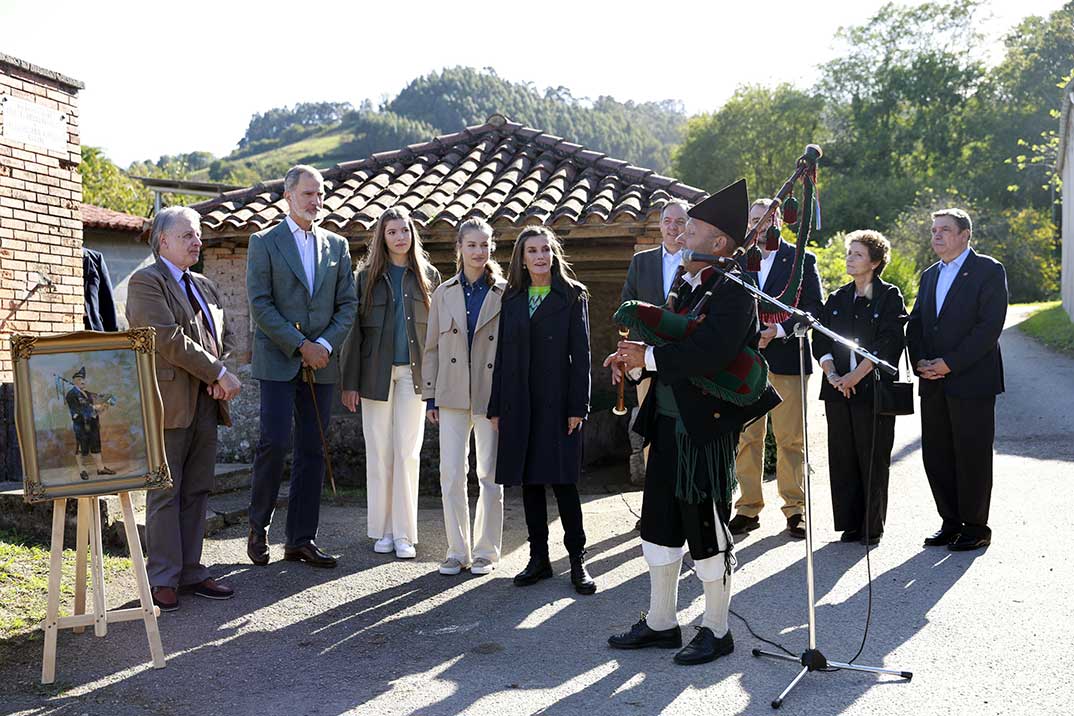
xmin=127 ymin=206 xmax=241 ymax=612
xmin=620 ymin=200 xmax=688 ymax=512
xmin=246 ymin=165 xmax=357 ymax=568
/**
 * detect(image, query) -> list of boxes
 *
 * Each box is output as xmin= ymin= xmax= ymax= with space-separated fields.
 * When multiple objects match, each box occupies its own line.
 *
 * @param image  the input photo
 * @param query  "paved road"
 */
xmin=3 ymin=308 xmax=1071 ymax=716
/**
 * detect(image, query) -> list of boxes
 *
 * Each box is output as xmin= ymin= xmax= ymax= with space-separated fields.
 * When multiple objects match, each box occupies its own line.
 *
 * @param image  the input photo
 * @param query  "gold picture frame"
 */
xmin=10 ymin=328 xmax=170 ymax=503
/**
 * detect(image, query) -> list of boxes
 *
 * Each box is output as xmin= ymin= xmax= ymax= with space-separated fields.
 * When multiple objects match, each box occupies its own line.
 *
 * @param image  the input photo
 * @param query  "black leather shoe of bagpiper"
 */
xmin=728 ymin=514 xmax=760 ymax=536
xmin=674 ymin=627 xmax=734 ymax=665
xmin=513 ymin=555 xmax=553 ymax=586
xmin=840 ymin=530 xmax=862 ymax=543
xmin=179 ymin=578 xmax=235 ymax=600
xmin=608 ymin=617 xmax=682 ymax=650
xmin=247 ymin=528 xmax=269 ymax=566
xmin=948 ymin=534 xmax=990 ymax=552
xmin=569 ymin=553 xmax=597 ymax=595
xmin=923 ymin=528 xmax=960 ymax=547
xmin=283 ymin=542 xmax=338 ymax=568
xmin=152 ymin=586 xmax=178 ymax=612
xmin=786 ymin=514 xmax=806 ymax=539
xmin=97 ymin=466 xmax=116 ymax=475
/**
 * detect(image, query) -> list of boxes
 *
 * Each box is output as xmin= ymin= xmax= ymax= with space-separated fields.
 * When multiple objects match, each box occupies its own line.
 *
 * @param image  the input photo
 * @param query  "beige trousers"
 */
xmin=734 ymin=372 xmax=807 ymax=518
xmin=363 ymin=365 xmax=425 ymax=543
xmin=438 ymin=407 xmax=503 ymax=564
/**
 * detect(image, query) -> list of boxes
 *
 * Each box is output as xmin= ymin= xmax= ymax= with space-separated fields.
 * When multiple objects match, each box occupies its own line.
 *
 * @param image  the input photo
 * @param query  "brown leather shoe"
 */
xmin=248 ymin=528 xmax=269 ymax=566
xmin=152 ymin=586 xmax=178 ymax=612
xmin=179 ymin=578 xmax=234 ymax=600
xmin=283 ymin=542 xmax=337 ymax=568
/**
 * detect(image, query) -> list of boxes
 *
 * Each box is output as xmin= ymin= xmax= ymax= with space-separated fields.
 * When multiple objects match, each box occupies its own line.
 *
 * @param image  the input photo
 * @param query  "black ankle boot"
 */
xmin=569 ymin=552 xmax=596 ymax=595
xmin=513 ymin=554 xmax=553 ymax=586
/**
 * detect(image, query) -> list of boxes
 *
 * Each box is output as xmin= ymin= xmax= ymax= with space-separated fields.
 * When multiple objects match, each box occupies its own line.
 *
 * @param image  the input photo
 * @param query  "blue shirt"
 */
xmin=935 ymin=246 xmax=970 ymax=316
xmin=388 ymin=264 xmax=410 ymax=365
xmin=459 ymin=271 xmax=491 ymax=350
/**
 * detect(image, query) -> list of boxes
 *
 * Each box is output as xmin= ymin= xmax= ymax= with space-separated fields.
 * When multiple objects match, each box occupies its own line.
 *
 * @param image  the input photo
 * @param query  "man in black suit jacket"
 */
xmin=729 ymin=199 xmax=823 ymax=539
xmin=907 ymin=208 xmax=1007 ymax=552
xmin=620 ymin=200 xmax=688 ymax=491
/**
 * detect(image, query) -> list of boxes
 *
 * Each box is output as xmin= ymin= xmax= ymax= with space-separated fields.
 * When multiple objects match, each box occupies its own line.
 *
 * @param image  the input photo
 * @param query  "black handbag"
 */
xmin=876 ymin=347 xmax=914 ymax=416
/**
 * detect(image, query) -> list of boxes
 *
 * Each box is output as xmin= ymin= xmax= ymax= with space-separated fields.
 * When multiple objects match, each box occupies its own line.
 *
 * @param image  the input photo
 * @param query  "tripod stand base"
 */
xmin=752 ymin=648 xmax=912 ymax=709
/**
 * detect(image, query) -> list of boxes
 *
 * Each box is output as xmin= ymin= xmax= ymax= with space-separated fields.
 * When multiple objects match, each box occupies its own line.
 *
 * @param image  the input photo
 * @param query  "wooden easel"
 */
xmin=41 ymin=493 xmax=166 ymax=684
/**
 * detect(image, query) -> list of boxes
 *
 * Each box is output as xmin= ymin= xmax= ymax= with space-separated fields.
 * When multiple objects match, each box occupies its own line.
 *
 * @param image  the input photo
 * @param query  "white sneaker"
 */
xmin=373 ymin=534 xmax=394 ymax=554
xmin=439 ymin=557 xmax=466 ymax=575
xmin=394 ymin=538 xmax=416 ymax=559
xmin=470 ymin=557 xmax=495 ymax=575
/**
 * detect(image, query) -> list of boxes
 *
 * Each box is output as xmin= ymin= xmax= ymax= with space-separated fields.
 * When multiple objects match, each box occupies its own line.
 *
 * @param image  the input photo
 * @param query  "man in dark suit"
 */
xmin=729 ymin=199 xmax=823 ymax=539
xmin=83 ymin=247 xmax=118 ymax=331
xmin=245 ymin=165 xmax=357 ymax=568
xmin=620 ymin=200 xmax=688 ymax=499
xmin=606 ymin=180 xmax=780 ymax=666
xmin=907 ymin=208 xmax=1007 ymax=552
xmin=127 ymin=206 xmax=241 ymax=611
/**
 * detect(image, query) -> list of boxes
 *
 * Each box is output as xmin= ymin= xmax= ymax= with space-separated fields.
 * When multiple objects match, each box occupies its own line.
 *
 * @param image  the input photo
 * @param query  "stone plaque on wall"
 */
xmin=1 ymin=93 xmax=68 ymax=153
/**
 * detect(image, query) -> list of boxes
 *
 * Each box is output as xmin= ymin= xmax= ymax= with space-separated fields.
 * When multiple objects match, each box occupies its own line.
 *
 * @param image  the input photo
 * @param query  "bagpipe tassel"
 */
xmin=782 ymin=195 xmax=799 ymax=225
xmin=764 ymin=224 xmax=781 ymax=251
xmin=745 ymin=244 xmax=762 ymax=272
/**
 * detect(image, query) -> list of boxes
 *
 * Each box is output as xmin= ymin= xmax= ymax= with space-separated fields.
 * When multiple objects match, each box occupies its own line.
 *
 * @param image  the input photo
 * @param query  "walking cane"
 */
xmin=297 ymin=325 xmax=338 ymax=498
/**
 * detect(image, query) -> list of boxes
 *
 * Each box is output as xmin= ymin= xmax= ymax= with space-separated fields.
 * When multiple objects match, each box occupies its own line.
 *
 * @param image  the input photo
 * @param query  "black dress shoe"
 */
xmin=923 ymin=528 xmax=960 ymax=547
xmin=283 ymin=542 xmax=337 ymax=568
xmin=179 ymin=578 xmax=235 ymax=600
xmin=608 ymin=616 xmax=682 ymax=650
xmin=513 ymin=554 xmax=553 ymax=586
xmin=569 ymin=553 xmax=597 ymax=595
xmin=728 ymin=514 xmax=759 ymax=536
xmin=79 ymin=470 xmax=90 ymax=480
xmin=839 ymin=530 xmax=862 ymax=542
xmin=948 ymin=534 xmax=990 ymax=552
xmin=97 ymin=466 xmax=116 ymax=475
xmin=247 ymin=528 xmax=269 ymax=566
xmin=674 ymin=626 xmax=734 ymax=665
xmin=862 ymin=535 xmax=881 ymax=546
xmin=786 ymin=514 xmax=805 ymax=539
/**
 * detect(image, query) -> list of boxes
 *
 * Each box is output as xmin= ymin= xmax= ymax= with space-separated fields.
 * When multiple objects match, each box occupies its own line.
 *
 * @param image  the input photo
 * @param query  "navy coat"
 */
xmin=82 ymin=248 xmax=118 ymax=332
xmin=486 ymin=278 xmax=591 ymax=486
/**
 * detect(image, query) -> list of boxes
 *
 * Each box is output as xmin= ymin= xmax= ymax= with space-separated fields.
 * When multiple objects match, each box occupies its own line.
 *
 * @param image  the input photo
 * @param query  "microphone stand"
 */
xmin=698 ymin=257 xmax=912 ymax=709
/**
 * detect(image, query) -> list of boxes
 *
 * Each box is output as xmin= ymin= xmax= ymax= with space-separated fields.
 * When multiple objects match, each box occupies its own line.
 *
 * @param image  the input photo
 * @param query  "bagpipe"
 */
xmin=611 ymin=145 xmax=822 ymax=412
xmin=55 ymin=375 xmax=117 ymax=409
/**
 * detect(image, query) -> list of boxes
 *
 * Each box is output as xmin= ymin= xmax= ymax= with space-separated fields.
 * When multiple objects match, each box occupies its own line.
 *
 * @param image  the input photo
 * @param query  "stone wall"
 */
xmin=0 ymin=54 xmax=84 ymax=482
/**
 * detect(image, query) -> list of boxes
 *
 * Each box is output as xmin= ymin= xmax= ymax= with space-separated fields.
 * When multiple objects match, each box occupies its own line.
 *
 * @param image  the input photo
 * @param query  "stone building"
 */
xmin=1058 ymin=77 xmax=1074 ymax=322
xmin=191 ymin=114 xmax=706 ymax=476
xmin=0 ymin=53 xmax=84 ymax=481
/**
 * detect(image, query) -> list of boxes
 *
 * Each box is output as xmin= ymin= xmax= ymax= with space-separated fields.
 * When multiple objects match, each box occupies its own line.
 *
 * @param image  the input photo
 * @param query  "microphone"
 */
xmin=679 ymin=249 xmax=738 ymax=270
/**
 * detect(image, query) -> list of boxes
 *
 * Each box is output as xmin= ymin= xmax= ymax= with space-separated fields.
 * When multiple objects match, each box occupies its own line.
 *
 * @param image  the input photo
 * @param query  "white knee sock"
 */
xmin=646 ymin=558 xmax=682 ymax=631
xmin=700 ymin=573 xmax=732 ymax=637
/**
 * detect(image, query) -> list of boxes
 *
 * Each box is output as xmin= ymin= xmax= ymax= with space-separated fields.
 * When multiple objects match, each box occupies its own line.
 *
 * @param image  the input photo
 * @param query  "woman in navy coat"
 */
xmin=487 ymin=226 xmax=595 ymax=595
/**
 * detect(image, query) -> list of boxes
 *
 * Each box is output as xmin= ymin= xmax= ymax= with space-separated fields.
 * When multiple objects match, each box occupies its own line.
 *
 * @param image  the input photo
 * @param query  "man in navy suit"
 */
xmin=729 ymin=199 xmax=823 ymax=539
xmin=907 ymin=208 xmax=1007 ymax=552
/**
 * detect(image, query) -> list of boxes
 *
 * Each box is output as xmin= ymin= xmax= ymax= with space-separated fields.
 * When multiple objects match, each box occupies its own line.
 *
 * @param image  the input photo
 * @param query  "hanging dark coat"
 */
xmin=486 ymin=277 xmax=591 ymax=486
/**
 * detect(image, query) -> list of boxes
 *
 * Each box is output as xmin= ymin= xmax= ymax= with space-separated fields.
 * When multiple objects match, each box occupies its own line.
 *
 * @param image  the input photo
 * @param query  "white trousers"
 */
xmin=438 ymin=407 xmax=503 ymax=564
xmin=362 ymin=365 xmax=425 ymax=543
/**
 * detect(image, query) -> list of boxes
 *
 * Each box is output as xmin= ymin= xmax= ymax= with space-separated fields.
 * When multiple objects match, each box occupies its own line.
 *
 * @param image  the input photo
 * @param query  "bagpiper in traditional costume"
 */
xmin=605 ymin=179 xmax=781 ymax=665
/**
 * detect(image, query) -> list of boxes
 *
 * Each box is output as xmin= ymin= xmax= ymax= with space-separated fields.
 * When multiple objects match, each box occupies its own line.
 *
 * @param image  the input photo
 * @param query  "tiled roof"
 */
xmin=194 ymin=114 xmax=706 ymax=236
xmin=80 ymin=204 xmax=146 ymax=232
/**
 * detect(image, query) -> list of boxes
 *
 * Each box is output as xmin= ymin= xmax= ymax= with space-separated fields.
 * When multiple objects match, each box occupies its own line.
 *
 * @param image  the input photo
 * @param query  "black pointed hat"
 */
xmin=73 ymin=366 xmax=86 ymax=380
xmin=687 ymin=178 xmax=749 ymax=246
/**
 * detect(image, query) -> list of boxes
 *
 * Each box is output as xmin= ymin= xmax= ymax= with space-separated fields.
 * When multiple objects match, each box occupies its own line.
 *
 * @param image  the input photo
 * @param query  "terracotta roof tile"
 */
xmin=193 ymin=114 xmax=706 ymax=235
xmin=80 ymin=204 xmax=146 ymax=232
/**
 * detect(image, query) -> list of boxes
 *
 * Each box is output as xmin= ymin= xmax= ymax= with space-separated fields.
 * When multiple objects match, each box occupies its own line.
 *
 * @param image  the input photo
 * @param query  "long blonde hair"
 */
xmin=455 ymin=218 xmax=504 ymax=286
xmin=505 ymin=226 xmax=587 ymax=300
xmin=359 ymin=207 xmax=435 ymax=313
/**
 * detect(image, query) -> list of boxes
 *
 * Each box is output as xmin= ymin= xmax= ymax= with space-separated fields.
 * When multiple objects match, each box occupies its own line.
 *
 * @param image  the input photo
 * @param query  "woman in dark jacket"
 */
xmin=487 ymin=226 xmax=595 ymax=595
xmin=812 ymin=230 xmax=906 ymax=545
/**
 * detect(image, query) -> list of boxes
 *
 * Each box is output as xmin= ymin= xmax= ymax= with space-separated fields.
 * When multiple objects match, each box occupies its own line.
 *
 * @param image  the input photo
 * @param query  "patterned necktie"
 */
xmin=181 ymin=273 xmax=219 ymax=358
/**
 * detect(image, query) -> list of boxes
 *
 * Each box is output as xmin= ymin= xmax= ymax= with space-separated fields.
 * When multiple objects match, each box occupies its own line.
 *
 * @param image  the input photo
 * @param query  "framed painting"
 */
xmin=10 ymin=328 xmax=170 ymax=502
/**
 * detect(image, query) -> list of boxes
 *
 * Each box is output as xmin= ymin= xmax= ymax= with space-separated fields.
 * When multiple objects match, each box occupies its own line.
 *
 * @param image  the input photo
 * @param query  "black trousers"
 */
xmin=521 ymin=484 xmax=586 ymax=558
xmin=920 ymin=390 xmax=995 ymax=539
xmin=824 ymin=399 xmax=895 ymax=537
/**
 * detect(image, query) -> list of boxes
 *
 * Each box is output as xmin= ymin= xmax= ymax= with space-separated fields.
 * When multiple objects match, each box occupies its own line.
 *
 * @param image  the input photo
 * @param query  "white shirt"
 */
xmin=158 ymin=255 xmax=226 ymax=380
xmin=637 ymin=269 xmax=707 ymax=375
xmin=758 ymin=249 xmax=786 ymax=339
xmin=661 ymin=245 xmax=683 ymax=300
xmin=284 ymin=216 xmax=333 ymax=354
xmin=935 ymin=246 xmax=970 ymax=317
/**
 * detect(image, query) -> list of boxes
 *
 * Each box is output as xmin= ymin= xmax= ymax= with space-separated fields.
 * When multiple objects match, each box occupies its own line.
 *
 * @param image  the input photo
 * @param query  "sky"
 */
xmin=0 ymin=0 xmax=1066 ymax=167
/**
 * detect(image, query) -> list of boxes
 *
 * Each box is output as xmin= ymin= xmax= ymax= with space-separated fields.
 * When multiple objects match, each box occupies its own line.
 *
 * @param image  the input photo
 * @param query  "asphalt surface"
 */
xmin=2 ymin=306 xmax=1070 ymax=716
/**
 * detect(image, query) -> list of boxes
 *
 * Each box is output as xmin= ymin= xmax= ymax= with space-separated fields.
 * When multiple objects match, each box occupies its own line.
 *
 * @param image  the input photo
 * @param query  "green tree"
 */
xmin=79 ymin=146 xmax=152 ymax=216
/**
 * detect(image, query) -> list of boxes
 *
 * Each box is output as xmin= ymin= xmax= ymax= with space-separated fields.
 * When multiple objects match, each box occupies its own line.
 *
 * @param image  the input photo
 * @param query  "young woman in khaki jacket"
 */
xmin=422 ymin=218 xmax=507 ymax=576
xmin=341 ymin=207 xmax=440 ymax=559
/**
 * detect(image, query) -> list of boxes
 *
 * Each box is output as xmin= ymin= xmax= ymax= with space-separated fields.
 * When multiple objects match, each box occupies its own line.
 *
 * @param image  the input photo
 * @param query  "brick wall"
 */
xmin=0 ymin=54 xmax=83 ymax=481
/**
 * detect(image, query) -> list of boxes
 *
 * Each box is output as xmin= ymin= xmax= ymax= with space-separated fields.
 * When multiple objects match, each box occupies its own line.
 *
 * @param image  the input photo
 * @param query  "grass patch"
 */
xmin=1016 ymin=300 xmax=1074 ymax=356
xmin=0 ymin=530 xmax=132 ymax=640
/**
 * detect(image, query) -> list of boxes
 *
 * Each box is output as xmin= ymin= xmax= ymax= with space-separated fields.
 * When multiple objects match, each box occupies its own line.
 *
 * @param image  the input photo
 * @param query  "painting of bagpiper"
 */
xmin=27 ymin=349 xmax=147 ymax=487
